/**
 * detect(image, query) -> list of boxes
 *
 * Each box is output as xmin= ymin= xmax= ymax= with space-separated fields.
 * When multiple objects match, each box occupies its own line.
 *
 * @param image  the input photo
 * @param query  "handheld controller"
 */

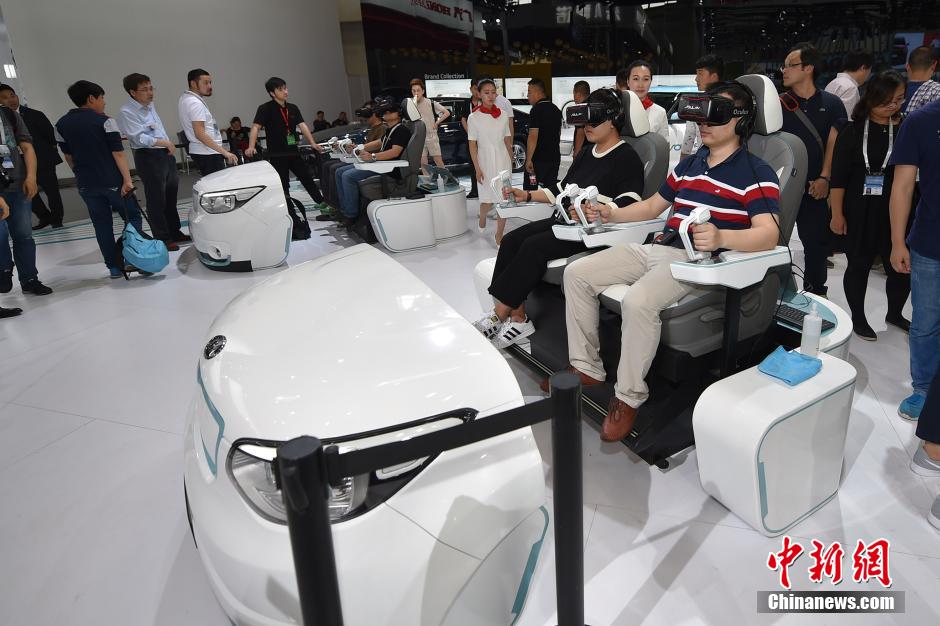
xmin=678 ymin=207 xmax=713 ymax=262
xmin=571 ymin=186 xmax=599 ymax=230
xmin=490 ymin=170 xmax=515 ymax=208
xmin=553 ymin=183 xmax=582 ymax=224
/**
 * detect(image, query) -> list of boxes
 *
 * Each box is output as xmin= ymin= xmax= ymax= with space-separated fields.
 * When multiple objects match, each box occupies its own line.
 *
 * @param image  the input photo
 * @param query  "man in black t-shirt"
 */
xmin=312 ymin=110 xmax=330 ymax=132
xmin=246 ymin=77 xmax=326 ymax=209
xmin=223 ymin=117 xmax=250 ymax=154
xmin=335 ymin=98 xmax=411 ymax=223
xmin=523 ymin=78 xmax=562 ymax=191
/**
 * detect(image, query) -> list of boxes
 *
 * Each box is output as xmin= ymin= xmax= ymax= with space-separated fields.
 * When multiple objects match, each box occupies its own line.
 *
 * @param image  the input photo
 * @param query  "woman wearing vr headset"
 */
xmin=472 ymin=88 xmax=645 ymax=349
xmin=468 ymin=78 xmax=514 ymax=244
xmin=558 ymin=82 xmax=781 ymax=442
xmin=829 ymin=70 xmax=910 ymax=341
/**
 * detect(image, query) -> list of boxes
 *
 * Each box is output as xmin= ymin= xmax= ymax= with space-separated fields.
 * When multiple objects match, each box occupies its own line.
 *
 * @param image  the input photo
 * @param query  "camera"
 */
xmin=0 ymin=166 xmax=11 ymax=192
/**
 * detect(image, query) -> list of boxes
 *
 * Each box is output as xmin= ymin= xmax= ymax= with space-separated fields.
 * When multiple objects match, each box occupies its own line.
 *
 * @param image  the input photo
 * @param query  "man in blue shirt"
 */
xmin=888 ymin=98 xmax=940 ymax=423
xmin=779 ymin=42 xmax=847 ymax=297
xmin=55 ymin=80 xmax=143 ymax=278
xmin=118 ymin=73 xmax=187 ymax=251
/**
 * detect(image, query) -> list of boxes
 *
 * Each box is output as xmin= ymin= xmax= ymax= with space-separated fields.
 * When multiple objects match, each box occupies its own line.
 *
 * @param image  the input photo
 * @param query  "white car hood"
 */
xmin=198 ymin=244 xmax=522 ymax=442
xmin=192 ymin=160 xmax=280 ymax=195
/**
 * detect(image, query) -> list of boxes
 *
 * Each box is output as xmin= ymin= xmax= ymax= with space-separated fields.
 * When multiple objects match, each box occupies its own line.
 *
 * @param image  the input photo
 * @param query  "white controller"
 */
xmin=490 ymin=170 xmax=515 ymax=208
xmin=571 ymin=185 xmax=599 ymax=228
xmin=678 ymin=207 xmax=712 ymax=262
xmin=553 ymin=183 xmax=582 ymax=224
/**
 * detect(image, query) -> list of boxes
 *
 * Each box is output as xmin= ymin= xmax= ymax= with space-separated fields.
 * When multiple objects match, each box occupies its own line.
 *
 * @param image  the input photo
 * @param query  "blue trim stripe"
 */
xmin=197 ymin=366 xmax=226 ymax=477
xmin=510 ymin=506 xmax=550 ymax=625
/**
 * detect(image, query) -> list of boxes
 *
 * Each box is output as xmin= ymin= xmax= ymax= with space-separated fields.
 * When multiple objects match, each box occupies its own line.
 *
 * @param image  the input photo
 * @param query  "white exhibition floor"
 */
xmin=1 ymin=186 xmax=938 ymax=626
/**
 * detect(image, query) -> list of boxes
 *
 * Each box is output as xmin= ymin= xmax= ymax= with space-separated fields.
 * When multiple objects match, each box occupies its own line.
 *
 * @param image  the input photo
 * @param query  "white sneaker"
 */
xmin=472 ymin=312 xmax=502 ymax=339
xmin=911 ymin=446 xmax=940 ymax=477
xmin=929 ymin=495 xmax=940 ymax=532
xmin=491 ymin=318 xmax=535 ymax=349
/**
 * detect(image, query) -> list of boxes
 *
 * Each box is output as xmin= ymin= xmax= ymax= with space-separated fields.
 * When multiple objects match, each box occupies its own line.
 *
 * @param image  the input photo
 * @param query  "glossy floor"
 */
xmin=0 ymin=194 xmax=937 ymax=626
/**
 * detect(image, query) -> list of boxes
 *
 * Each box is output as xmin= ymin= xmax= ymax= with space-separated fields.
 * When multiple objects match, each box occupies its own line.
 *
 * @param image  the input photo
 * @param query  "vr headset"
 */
xmin=355 ymin=106 xmax=375 ymax=119
xmin=565 ymin=101 xmax=619 ymax=127
xmin=373 ymin=96 xmax=402 ymax=116
xmin=673 ymin=93 xmax=752 ymax=126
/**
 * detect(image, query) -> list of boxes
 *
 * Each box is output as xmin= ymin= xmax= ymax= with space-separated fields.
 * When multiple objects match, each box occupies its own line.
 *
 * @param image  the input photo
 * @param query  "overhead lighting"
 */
xmin=3 ymin=64 xmax=16 ymax=79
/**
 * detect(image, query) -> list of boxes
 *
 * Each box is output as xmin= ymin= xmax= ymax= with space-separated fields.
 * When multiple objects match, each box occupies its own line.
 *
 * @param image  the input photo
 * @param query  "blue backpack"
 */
xmin=116 ymin=192 xmax=169 ymax=277
xmin=121 ymin=222 xmax=169 ymax=275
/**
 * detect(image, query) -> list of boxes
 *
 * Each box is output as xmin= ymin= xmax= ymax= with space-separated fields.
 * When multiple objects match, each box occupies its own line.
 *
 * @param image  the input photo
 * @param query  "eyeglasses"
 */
xmin=780 ymin=62 xmax=806 ymax=71
xmin=876 ymin=97 xmax=906 ymax=108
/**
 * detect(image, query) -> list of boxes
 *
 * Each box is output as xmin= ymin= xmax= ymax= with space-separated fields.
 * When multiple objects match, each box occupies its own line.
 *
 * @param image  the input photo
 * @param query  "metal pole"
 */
xmin=549 ymin=372 xmax=587 ymax=626
xmin=277 ymin=436 xmax=344 ymax=626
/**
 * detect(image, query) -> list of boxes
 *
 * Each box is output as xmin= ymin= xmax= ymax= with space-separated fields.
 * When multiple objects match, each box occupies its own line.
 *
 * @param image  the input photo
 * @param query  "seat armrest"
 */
xmin=580 ymin=220 xmax=665 ymax=248
xmin=551 ymin=224 xmax=583 ymax=241
xmin=669 ymin=246 xmax=790 ymax=289
xmin=495 ymin=202 xmax=555 ymax=221
xmin=354 ymin=159 xmax=409 ymax=173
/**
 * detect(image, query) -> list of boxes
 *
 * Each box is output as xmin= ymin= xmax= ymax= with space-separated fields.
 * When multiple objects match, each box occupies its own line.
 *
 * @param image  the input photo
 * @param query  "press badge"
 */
xmin=863 ymin=175 xmax=884 ymax=196
xmin=286 ymin=132 xmax=297 ymax=146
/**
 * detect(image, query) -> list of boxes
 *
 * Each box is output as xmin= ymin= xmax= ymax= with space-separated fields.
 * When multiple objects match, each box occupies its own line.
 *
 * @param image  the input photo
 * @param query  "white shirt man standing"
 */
xmin=824 ymin=50 xmax=873 ymax=120
xmin=178 ymin=68 xmax=236 ymax=175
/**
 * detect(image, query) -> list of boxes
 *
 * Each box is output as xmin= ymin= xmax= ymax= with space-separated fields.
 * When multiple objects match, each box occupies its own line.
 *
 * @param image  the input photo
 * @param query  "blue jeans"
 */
xmin=0 ymin=190 xmax=38 ymax=285
xmin=78 ymin=187 xmax=143 ymax=269
xmin=336 ymin=167 xmax=375 ymax=218
xmin=910 ymin=249 xmax=940 ymax=396
xmin=332 ymin=164 xmax=354 ymax=209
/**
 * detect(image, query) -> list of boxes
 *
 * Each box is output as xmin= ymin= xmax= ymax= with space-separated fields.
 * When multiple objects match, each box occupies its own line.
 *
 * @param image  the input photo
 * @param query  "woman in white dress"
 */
xmin=626 ymin=60 xmax=670 ymax=142
xmin=410 ymin=78 xmax=450 ymax=172
xmin=468 ymin=78 xmax=513 ymax=244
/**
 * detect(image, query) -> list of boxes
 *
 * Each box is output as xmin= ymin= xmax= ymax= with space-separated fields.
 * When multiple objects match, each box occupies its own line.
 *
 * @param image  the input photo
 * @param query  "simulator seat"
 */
xmin=354 ymin=100 xmax=468 ymax=252
xmin=515 ymin=75 xmax=812 ymax=467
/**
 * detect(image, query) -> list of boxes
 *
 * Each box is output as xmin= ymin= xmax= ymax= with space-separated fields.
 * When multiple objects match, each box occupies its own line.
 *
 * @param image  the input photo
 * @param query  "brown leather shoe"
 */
xmin=601 ymin=397 xmax=638 ymax=442
xmin=539 ymin=366 xmax=603 ymax=393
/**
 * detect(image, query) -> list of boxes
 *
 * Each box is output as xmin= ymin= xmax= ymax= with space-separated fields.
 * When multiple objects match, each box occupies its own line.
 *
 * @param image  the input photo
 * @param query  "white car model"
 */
xmin=184 ymin=244 xmax=548 ymax=626
xmin=190 ymin=161 xmax=292 ymax=271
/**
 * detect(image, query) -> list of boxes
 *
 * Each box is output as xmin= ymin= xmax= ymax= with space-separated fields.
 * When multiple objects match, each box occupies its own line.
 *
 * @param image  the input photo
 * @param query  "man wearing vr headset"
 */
xmin=335 ymin=96 xmax=411 ymax=225
xmin=558 ymin=82 xmax=781 ymax=442
xmin=472 ymin=88 xmax=644 ymax=349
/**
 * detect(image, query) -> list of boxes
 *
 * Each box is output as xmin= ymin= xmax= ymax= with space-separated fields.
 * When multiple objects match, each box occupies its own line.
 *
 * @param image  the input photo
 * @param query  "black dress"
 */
xmin=830 ymin=117 xmax=910 ymax=324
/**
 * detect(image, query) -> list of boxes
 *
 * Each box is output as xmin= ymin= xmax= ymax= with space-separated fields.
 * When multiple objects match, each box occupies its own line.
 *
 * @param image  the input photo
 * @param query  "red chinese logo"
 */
xmin=767 ymin=535 xmax=804 ymax=589
xmin=767 ymin=537 xmax=892 ymax=589
xmin=851 ymin=539 xmax=892 ymax=588
xmin=808 ymin=540 xmax=845 ymax=584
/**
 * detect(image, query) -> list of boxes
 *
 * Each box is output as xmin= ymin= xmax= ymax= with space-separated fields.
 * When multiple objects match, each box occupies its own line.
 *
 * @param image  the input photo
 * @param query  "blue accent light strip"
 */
xmin=510 ymin=506 xmax=550 ymax=625
xmin=197 ymin=366 xmax=226 ymax=476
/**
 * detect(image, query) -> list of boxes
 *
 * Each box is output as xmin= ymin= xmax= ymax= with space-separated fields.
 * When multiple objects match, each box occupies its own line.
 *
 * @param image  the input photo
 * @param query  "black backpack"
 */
xmin=288 ymin=198 xmax=311 ymax=241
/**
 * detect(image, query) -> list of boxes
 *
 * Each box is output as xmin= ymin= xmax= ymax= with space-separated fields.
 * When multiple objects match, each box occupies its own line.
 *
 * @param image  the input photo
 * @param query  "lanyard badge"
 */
xmin=861 ymin=118 xmax=893 ymax=197
xmin=280 ymin=106 xmax=296 ymax=145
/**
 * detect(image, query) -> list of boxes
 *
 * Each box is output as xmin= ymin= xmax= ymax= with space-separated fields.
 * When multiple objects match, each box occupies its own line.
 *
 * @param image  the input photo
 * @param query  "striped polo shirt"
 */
xmin=660 ymin=146 xmax=780 ymax=236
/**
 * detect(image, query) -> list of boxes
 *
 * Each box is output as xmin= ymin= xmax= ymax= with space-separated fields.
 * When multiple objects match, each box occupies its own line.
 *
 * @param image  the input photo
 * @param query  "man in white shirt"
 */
xmin=118 ymin=72 xmax=187 ymax=249
xmin=680 ymin=54 xmax=724 ymax=159
xmin=178 ymin=68 xmax=236 ymax=175
xmin=824 ymin=50 xmax=873 ymax=121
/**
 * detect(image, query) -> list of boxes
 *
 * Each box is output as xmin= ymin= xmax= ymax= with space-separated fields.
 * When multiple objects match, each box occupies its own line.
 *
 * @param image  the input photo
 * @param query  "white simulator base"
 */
xmin=496 ymin=201 xmax=555 ymax=222
xmin=693 ymin=352 xmax=857 ymax=536
xmin=368 ymin=188 xmax=468 ymax=253
xmin=580 ymin=219 xmax=668 ymax=248
xmin=190 ymin=161 xmax=292 ymax=271
xmin=473 ymin=256 xmax=498 ymax=312
xmin=670 ymin=247 xmax=791 ymax=290
xmin=354 ymin=159 xmax=409 ymax=174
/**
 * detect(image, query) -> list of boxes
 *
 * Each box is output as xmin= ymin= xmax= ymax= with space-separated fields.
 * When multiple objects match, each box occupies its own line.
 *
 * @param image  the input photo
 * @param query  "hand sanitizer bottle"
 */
xmin=800 ymin=303 xmax=822 ymax=357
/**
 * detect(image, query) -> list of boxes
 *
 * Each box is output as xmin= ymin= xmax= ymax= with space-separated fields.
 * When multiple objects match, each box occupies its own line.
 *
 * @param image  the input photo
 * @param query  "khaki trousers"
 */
xmin=564 ymin=243 xmax=694 ymax=408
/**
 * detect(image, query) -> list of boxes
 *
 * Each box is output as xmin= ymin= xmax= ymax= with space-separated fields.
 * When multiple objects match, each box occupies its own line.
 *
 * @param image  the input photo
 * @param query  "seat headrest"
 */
xmin=403 ymin=98 xmax=421 ymax=123
xmin=735 ymin=74 xmax=782 ymax=135
xmin=620 ymin=90 xmax=650 ymax=138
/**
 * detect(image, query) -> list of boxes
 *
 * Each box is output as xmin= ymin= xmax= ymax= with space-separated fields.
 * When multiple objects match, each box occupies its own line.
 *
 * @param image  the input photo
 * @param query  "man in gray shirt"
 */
xmin=0 ymin=106 xmax=51 ymax=296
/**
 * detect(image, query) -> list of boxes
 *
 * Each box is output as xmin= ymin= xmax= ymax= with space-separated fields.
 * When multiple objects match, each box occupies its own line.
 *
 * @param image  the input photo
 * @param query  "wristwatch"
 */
xmin=371 ymin=153 xmax=377 ymax=161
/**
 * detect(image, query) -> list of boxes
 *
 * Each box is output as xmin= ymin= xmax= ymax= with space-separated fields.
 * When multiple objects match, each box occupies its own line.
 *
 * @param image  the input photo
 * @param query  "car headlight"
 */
xmin=227 ymin=413 xmax=471 ymax=524
xmin=199 ymin=186 xmax=264 ymax=214
xmin=229 ymin=443 xmax=368 ymax=524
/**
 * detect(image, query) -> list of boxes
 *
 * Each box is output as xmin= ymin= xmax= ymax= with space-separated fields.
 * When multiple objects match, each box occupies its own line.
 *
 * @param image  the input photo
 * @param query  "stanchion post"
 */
xmin=549 ymin=372 xmax=587 ymax=626
xmin=277 ymin=436 xmax=345 ymax=626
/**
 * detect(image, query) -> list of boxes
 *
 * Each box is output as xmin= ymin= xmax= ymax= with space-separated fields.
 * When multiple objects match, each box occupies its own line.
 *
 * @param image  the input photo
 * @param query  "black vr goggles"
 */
xmin=673 ymin=93 xmax=752 ymax=126
xmin=565 ymin=101 xmax=620 ymax=127
xmin=373 ymin=96 xmax=402 ymax=116
xmin=355 ymin=106 xmax=375 ymax=119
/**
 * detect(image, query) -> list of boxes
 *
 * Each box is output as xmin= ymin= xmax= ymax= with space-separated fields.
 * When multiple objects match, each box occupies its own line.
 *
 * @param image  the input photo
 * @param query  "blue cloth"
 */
xmin=888 ymin=98 xmax=940 ymax=261
xmin=911 ymin=250 xmax=940 ymax=396
xmin=117 ymin=96 xmax=170 ymax=149
xmin=55 ymin=108 xmax=125 ymax=188
xmin=0 ymin=190 xmax=38 ymax=284
xmin=78 ymin=187 xmax=143 ymax=269
xmin=758 ymin=345 xmax=822 ymax=386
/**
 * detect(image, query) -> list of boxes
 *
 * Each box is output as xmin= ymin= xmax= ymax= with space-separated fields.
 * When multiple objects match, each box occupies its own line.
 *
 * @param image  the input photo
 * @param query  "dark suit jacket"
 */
xmin=18 ymin=106 xmax=63 ymax=170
